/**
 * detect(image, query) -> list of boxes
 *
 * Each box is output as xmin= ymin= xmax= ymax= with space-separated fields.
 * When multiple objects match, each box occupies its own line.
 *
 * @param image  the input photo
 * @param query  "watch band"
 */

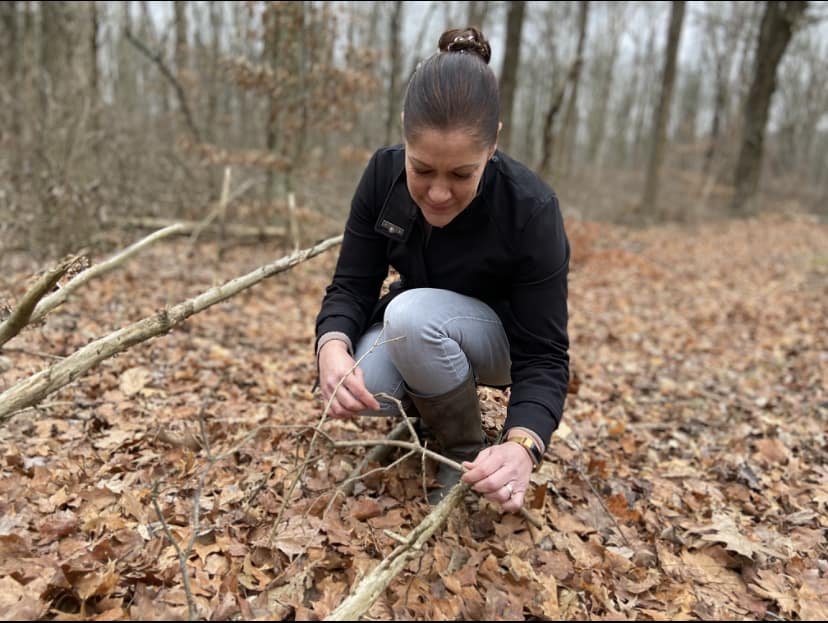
xmin=505 ymin=434 xmax=543 ymax=469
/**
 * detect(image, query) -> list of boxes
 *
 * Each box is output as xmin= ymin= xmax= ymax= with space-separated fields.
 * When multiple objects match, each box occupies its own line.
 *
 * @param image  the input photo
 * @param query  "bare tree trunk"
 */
xmin=384 ymin=1 xmax=403 ymax=147
xmin=264 ymin=5 xmax=281 ymax=200
xmin=631 ymin=23 xmax=657 ymax=167
xmin=640 ymin=0 xmax=686 ymax=217
xmin=585 ymin=4 xmax=624 ymax=167
xmin=174 ymin=0 xmax=188 ymax=74
xmin=116 ymin=1 xmax=136 ymax=113
xmin=556 ymin=0 xmax=589 ymax=174
xmin=731 ymin=0 xmax=808 ymax=215
xmin=40 ymin=0 xmax=67 ymax=118
xmin=207 ymin=2 xmax=221 ymax=144
xmin=1 ymin=1 xmax=21 ymax=190
xmin=521 ymin=60 xmax=541 ymax=165
xmin=287 ymin=0 xmax=308 ymax=194
xmin=703 ymin=40 xmax=728 ymax=178
xmin=467 ymin=0 xmax=490 ymax=29
xmin=498 ymin=0 xmax=525 ymax=154
xmin=89 ymin=1 xmax=99 ymax=132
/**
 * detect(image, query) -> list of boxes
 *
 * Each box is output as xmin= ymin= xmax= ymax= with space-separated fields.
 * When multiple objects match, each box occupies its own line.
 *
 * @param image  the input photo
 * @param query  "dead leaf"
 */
xmin=119 ymin=366 xmax=152 ymax=396
xmin=350 ymin=497 xmax=382 ymax=521
xmin=754 ymin=437 xmax=790 ymax=463
xmin=685 ymin=513 xmax=784 ymax=559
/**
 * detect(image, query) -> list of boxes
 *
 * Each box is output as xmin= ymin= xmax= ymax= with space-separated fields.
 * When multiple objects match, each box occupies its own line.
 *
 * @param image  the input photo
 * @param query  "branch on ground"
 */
xmin=119 ymin=217 xmax=287 ymax=240
xmin=0 ymin=235 xmax=342 ymax=424
xmin=0 ymin=257 xmax=79 ymax=348
xmin=30 ymin=224 xmax=187 ymax=326
xmin=324 ymin=482 xmax=469 ymax=621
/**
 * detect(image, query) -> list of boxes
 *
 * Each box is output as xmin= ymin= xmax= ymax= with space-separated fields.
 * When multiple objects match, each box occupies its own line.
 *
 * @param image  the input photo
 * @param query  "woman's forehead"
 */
xmin=405 ymin=128 xmax=489 ymax=167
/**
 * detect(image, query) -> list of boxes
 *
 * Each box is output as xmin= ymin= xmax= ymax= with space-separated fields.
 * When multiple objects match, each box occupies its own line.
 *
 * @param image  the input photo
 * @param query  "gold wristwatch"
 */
xmin=505 ymin=434 xmax=543 ymax=470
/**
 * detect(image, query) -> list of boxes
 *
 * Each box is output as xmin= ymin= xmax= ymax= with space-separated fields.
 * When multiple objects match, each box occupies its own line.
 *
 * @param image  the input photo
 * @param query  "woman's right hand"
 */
xmin=317 ymin=340 xmax=381 ymax=418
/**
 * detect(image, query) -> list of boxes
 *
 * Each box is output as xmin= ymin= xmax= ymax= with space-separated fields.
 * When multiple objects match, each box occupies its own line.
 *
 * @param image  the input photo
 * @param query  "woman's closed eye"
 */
xmin=413 ymin=169 xmax=472 ymax=180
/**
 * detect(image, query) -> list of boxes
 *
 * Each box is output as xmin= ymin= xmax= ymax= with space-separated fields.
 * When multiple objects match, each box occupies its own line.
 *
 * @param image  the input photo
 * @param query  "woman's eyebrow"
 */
xmin=409 ymin=156 xmax=478 ymax=171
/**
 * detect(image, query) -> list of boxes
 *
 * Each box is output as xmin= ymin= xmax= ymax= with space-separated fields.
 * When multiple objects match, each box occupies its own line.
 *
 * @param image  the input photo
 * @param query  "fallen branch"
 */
xmin=119 ymin=217 xmax=286 ymax=240
xmin=341 ymin=419 xmax=414 ymax=497
xmin=0 ymin=257 xmax=77 ymax=348
xmin=324 ymin=482 xmax=468 ymax=621
xmin=0 ymin=235 xmax=342 ymax=423
xmin=29 ymin=224 xmax=187 ymax=326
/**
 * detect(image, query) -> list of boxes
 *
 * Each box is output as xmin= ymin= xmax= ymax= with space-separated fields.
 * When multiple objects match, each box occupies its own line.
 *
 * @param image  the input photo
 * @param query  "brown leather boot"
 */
xmin=406 ymin=370 xmax=488 ymax=504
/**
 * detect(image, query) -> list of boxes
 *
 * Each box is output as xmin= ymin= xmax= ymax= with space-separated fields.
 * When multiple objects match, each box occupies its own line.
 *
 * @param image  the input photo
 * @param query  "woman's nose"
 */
xmin=427 ymin=184 xmax=451 ymax=203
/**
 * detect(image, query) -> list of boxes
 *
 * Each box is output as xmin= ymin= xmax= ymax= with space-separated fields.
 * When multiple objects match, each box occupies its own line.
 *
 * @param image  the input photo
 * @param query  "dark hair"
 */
xmin=402 ymin=27 xmax=499 ymax=148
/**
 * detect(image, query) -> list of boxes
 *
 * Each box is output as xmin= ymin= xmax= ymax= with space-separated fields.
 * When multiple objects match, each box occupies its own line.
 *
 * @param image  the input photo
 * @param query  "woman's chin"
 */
xmin=420 ymin=206 xmax=463 ymax=228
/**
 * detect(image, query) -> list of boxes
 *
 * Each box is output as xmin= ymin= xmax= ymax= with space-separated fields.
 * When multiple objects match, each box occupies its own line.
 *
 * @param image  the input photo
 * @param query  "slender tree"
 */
xmin=1 ymin=2 xmax=21 ymax=189
xmin=384 ymin=1 xmax=403 ymax=147
xmin=466 ymin=1 xmax=490 ymax=30
xmin=585 ymin=2 xmax=625 ymax=167
xmin=640 ymin=0 xmax=686 ymax=216
xmin=731 ymin=0 xmax=808 ymax=214
xmin=556 ymin=0 xmax=589 ymax=174
xmin=499 ymin=0 xmax=525 ymax=154
xmin=89 ymin=1 xmax=99 ymax=132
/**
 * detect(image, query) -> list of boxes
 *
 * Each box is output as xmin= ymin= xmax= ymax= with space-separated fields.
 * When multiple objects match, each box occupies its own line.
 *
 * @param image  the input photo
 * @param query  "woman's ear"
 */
xmin=491 ymin=122 xmax=503 ymax=158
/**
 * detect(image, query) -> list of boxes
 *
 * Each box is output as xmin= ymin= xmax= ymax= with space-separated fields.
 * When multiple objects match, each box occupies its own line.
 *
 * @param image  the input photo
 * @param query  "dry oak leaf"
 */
xmin=349 ymin=497 xmax=383 ymax=521
xmin=119 ymin=366 xmax=153 ymax=396
xmin=685 ymin=512 xmax=785 ymax=560
xmin=749 ymin=568 xmax=799 ymax=617
xmin=0 ymin=575 xmax=48 ymax=620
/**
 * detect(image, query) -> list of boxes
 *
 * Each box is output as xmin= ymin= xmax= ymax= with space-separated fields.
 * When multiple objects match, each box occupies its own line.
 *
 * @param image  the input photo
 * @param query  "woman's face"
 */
xmin=404 ymin=128 xmax=495 ymax=228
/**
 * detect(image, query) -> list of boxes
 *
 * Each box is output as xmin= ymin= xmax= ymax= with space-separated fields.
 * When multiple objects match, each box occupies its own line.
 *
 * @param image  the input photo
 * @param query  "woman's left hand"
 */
xmin=461 ymin=441 xmax=534 ymax=513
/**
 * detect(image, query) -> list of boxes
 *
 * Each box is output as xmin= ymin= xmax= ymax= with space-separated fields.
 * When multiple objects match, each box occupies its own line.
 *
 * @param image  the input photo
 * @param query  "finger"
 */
xmin=328 ymin=397 xmax=348 ymax=419
xmin=335 ymin=385 xmax=370 ymax=413
xmin=460 ymin=447 xmax=499 ymax=482
xmin=502 ymin=488 xmax=526 ymax=512
xmin=483 ymin=482 xmax=513 ymax=506
xmin=349 ymin=369 xmax=381 ymax=411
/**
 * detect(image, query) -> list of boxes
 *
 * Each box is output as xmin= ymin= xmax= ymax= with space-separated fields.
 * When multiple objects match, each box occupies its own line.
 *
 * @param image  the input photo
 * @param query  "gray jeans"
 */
xmin=354 ymin=288 xmax=512 ymax=414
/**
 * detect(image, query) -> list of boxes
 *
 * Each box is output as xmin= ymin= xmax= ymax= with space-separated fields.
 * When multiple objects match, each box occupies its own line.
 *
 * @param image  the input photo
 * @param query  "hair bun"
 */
xmin=438 ymin=27 xmax=491 ymax=64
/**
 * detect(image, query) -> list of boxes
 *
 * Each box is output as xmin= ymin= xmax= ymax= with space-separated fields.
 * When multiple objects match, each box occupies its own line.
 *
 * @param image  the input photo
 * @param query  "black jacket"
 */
xmin=315 ymin=145 xmax=570 ymax=444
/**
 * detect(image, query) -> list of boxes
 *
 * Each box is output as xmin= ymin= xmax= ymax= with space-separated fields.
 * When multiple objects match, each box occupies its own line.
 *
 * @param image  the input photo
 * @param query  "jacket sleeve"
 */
xmin=503 ymin=195 xmax=570 ymax=446
xmin=314 ymin=150 xmax=391 ymax=350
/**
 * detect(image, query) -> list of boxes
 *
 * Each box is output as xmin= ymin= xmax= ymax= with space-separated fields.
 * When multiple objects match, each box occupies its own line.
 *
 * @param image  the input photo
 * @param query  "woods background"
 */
xmin=1 ymin=0 xmax=826 ymax=264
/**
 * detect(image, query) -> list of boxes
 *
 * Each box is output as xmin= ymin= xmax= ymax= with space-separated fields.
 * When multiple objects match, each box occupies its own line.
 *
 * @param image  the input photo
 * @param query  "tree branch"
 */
xmin=324 ymin=482 xmax=468 ymax=621
xmin=0 ymin=257 xmax=77 ymax=348
xmin=30 ymin=224 xmax=186 ymax=325
xmin=118 ymin=217 xmax=286 ymax=240
xmin=0 ymin=235 xmax=342 ymax=423
xmin=124 ymin=28 xmax=202 ymax=142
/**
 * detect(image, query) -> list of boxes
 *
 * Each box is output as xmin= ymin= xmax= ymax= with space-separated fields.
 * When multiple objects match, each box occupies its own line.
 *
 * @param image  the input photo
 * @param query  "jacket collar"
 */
xmin=374 ymin=157 xmax=418 ymax=243
xmin=373 ymin=148 xmax=499 ymax=242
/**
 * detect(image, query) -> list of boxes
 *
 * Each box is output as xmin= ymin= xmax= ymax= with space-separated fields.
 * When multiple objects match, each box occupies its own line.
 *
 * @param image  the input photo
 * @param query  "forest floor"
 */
xmin=1 ymin=211 xmax=826 ymax=621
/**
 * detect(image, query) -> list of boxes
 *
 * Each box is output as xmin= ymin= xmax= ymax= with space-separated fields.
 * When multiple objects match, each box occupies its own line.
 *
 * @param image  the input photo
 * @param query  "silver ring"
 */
xmin=505 ymin=482 xmax=514 ymax=497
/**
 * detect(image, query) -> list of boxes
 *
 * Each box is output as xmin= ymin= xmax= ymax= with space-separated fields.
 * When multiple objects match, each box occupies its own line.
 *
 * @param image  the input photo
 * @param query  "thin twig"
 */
xmin=333 ymin=438 xmax=464 ymax=472
xmin=1 ymin=347 xmax=65 ymax=361
xmin=564 ymin=430 xmax=634 ymax=548
xmin=268 ymin=329 xmax=404 ymax=542
xmin=124 ymin=28 xmax=201 ymax=142
xmin=151 ymin=479 xmax=202 ymax=621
